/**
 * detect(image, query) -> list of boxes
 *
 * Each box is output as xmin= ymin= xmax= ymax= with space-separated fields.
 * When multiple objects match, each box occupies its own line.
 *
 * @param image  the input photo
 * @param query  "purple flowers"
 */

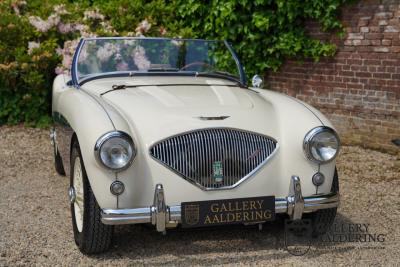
xmin=21 ymin=2 xmax=168 ymax=75
xmin=135 ymin=19 xmax=151 ymax=36
xmin=28 ymin=16 xmax=55 ymax=33
xmin=84 ymin=9 xmax=105 ymax=21
xmin=11 ymin=0 xmax=26 ymax=16
xmin=57 ymin=23 xmax=73 ymax=34
xmin=132 ymin=46 xmax=151 ymax=70
xmin=116 ymin=62 xmax=129 ymax=71
xmin=96 ymin=43 xmax=117 ymax=63
xmin=27 ymin=42 xmax=40 ymax=55
xmin=53 ymin=4 xmax=69 ymax=15
xmin=55 ymin=39 xmax=80 ymax=74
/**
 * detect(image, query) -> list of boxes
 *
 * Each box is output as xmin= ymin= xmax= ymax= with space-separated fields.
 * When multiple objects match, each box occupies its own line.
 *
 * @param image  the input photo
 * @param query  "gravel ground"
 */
xmin=0 ymin=125 xmax=399 ymax=266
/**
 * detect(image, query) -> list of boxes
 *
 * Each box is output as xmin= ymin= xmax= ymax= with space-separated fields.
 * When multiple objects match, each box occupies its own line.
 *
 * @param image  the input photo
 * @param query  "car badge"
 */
xmin=246 ymin=148 xmax=262 ymax=161
xmin=197 ymin=116 xmax=230 ymax=120
xmin=212 ymin=161 xmax=224 ymax=183
xmin=184 ymin=204 xmax=200 ymax=226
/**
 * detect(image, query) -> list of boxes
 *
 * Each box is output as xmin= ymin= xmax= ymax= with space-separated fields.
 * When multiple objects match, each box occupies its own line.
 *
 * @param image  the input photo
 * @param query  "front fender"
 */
xmin=253 ymin=88 xmax=337 ymax=196
xmin=52 ymin=75 xmax=117 ymax=209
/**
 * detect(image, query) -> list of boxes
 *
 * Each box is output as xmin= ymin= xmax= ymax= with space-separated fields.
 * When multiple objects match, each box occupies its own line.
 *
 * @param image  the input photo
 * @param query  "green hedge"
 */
xmin=0 ymin=0 xmax=348 ymax=127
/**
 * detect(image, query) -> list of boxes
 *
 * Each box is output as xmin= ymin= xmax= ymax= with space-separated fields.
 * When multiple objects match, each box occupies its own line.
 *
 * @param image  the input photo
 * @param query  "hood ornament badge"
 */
xmin=197 ymin=116 xmax=230 ymax=121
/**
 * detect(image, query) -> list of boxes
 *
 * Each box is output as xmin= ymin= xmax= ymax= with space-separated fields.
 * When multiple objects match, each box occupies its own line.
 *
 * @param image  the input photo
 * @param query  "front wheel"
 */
xmin=70 ymin=140 xmax=113 ymax=254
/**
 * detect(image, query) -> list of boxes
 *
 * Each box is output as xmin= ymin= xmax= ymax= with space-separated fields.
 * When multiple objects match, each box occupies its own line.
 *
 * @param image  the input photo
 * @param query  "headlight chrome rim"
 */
xmin=94 ymin=131 xmax=136 ymax=172
xmin=303 ymin=126 xmax=340 ymax=164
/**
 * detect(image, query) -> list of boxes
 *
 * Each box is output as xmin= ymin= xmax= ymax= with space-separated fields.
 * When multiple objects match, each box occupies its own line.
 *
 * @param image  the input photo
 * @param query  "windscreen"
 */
xmin=74 ymin=38 xmax=241 ymax=83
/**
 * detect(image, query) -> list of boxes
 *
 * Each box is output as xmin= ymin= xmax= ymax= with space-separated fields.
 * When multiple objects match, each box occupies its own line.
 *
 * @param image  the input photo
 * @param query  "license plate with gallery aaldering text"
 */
xmin=181 ymin=196 xmax=275 ymax=228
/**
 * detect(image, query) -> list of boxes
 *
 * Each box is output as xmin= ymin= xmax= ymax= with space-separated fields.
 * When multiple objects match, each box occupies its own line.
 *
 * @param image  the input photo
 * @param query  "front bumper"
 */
xmin=101 ymin=176 xmax=339 ymax=232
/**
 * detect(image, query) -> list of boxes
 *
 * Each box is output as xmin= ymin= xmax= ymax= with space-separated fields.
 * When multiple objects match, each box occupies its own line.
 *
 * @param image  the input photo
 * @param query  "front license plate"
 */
xmin=181 ymin=196 xmax=275 ymax=228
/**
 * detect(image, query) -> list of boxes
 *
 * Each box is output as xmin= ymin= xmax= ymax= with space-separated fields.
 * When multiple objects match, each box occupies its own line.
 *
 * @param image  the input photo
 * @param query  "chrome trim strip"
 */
xmin=84 ymin=36 xmax=230 ymax=42
xmin=197 ymin=116 xmax=230 ymax=120
xmin=224 ymin=40 xmax=247 ymax=85
xmin=149 ymin=128 xmax=279 ymax=191
xmin=71 ymin=38 xmax=84 ymax=87
xmin=101 ymin=192 xmax=340 ymax=225
xmin=102 ymin=207 xmax=151 ymax=224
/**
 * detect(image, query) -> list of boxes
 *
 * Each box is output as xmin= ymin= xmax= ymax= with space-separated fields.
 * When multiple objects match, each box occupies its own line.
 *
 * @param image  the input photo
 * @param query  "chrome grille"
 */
xmin=150 ymin=128 xmax=278 ymax=190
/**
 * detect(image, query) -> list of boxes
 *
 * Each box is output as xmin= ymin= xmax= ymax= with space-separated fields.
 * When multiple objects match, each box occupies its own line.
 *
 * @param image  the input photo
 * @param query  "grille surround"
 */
xmin=149 ymin=128 xmax=278 ymax=190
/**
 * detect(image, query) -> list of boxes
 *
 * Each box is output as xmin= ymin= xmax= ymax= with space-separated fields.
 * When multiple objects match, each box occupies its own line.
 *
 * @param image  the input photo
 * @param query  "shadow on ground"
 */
xmin=88 ymin=212 xmax=356 ymax=265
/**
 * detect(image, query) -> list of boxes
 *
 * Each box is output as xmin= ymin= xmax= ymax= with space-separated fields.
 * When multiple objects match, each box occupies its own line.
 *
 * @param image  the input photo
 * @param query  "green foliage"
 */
xmin=174 ymin=0 xmax=346 ymax=74
xmin=0 ymin=0 xmax=348 ymax=126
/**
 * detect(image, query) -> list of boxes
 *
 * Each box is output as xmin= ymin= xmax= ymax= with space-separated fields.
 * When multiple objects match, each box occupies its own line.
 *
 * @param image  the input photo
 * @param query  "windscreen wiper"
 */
xmin=101 ymin=81 xmax=247 ymax=96
xmin=100 ymin=84 xmax=126 ymax=96
xmin=101 ymin=70 xmax=248 ymax=96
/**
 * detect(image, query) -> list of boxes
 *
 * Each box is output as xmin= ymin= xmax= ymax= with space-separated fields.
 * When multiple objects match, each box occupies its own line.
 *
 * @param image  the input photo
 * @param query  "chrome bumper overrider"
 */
xmin=101 ymin=176 xmax=340 ymax=232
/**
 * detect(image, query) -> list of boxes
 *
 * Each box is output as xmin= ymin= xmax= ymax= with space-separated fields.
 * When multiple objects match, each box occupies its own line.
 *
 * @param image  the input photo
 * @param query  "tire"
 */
xmin=308 ymin=168 xmax=339 ymax=237
xmin=70 ymin=140 xmax=113 ymax=254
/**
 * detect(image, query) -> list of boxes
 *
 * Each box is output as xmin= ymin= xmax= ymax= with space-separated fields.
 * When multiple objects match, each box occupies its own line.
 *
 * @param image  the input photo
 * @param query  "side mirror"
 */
xmin=251 ymin=75 xmax=264 ymax=88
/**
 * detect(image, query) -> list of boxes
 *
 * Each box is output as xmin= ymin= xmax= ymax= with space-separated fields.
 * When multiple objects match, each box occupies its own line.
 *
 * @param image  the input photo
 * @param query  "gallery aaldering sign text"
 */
xmin=181 ymin=196 xmax=275 ymax=228
xmin=320 ymin=223 xmax=386 ymax=243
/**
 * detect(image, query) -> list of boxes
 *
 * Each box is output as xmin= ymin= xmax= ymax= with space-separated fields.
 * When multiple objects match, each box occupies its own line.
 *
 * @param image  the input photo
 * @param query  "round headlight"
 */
xmin=95 ymin=131 xmax=135 ymax=171
xmin=303 ymin=126 xmax=340 ymax=164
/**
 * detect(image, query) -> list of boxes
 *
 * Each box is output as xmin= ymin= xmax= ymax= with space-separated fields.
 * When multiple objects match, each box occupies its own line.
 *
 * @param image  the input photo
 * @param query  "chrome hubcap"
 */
xmin=68 ymin=186 xmax=76 ymax=203
xmin=73 ymin=157 xmax=84 ymax=232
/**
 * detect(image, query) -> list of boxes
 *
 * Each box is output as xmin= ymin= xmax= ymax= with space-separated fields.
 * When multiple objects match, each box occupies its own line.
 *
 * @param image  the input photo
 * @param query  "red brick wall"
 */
xmin=266 ymin=0 xmax=400 ymax=154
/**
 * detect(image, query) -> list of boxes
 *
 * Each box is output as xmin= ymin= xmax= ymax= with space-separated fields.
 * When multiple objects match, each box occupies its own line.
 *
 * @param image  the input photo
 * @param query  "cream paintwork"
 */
xmin=52 ymin=74 xmax=116 ymax=208
xmin=52 ymin=75 xmax=337 ymax=210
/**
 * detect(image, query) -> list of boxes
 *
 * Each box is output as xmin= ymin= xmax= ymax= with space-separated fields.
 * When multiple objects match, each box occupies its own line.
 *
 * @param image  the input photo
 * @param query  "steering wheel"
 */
xmin=179 ymin=61 xmax=213 ymax=71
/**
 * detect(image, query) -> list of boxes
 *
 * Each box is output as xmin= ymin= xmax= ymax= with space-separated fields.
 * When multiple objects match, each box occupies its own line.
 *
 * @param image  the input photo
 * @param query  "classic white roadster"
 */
xmin=51 ymin=37 xmax=340 ymax=254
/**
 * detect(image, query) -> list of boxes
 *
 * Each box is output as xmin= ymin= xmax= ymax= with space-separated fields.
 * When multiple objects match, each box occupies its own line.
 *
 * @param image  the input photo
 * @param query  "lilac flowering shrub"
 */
xmin=0 ymin=0 xmax=346 ymax=126
xmin=0 ymin=0 xmax=180 ymax=126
